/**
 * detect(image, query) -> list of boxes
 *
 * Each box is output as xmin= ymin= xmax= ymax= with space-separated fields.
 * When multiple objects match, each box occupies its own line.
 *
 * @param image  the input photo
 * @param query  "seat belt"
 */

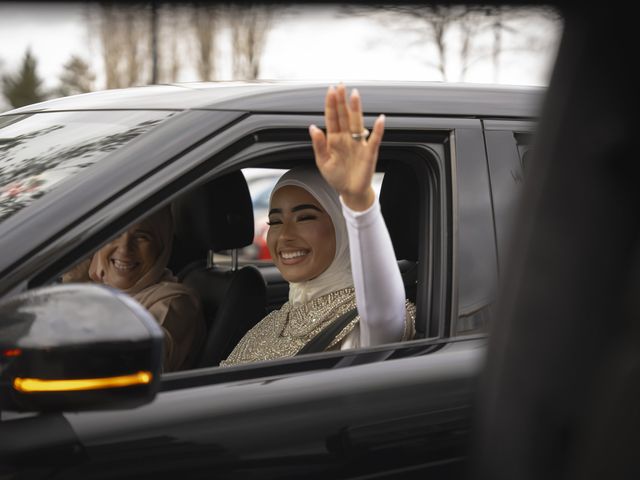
xmin=297 ymin=307 xmax=359 ymax=355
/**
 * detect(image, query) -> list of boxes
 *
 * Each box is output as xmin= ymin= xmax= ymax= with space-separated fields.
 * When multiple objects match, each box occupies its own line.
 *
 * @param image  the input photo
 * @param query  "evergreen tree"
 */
xmin=56 ymin=55 xmax=95 ymax=97
xmin=2 ymin=48 xmax=46 ymax=108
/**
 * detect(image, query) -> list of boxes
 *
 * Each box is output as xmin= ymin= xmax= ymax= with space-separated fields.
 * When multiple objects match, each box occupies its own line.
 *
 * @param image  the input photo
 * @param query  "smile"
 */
xmin=279 ymin=250 xmax=309 ymax=264
xmin=111 ymin=258 xmax=140 ymax=273
xmin=280 ymin=250 xmax=308 ymax=259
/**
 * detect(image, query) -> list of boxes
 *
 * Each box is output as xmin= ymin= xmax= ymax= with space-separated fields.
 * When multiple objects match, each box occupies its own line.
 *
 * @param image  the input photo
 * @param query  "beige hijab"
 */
xmin=89 ymin=207 xmax=205 ymax=371
xmin=89 ymin=206 xmax=176 ymax=295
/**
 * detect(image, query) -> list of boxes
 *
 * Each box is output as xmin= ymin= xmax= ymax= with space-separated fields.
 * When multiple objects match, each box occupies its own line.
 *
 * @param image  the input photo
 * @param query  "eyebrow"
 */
xmin=132 ymin=227 xmax=153 ymax=236
xmin=268 ymin=204 xmax=323 ymax=215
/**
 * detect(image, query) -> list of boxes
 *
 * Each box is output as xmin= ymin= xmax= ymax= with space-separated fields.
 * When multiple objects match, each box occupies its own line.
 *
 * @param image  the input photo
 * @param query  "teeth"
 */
xmin=281 ymin=251 xmax=307 ymax=259
xmin=112 ymin=259 xmax=137 ymax=272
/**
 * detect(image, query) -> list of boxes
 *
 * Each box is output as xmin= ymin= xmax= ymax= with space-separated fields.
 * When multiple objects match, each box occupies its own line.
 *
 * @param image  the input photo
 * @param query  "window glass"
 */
xmin=238 ymin=168 xmax=284 ymax=263
xmin=0 ymin=110 xmax=174 ymax=224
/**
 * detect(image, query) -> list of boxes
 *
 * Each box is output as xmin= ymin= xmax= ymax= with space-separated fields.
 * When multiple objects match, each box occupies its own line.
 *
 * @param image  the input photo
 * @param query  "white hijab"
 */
xmin=271 ymin=166 xmax=353 ymax=306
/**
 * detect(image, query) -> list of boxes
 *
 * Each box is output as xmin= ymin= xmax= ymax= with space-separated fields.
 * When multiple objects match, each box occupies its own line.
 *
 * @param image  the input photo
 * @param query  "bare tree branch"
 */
xmin=228 ymin=3 xmax=274 ymax=80
xmin=191 ymin=3 xmax=220 ymax=81
xmin=345 ymin=4 xmax=562 ymax=83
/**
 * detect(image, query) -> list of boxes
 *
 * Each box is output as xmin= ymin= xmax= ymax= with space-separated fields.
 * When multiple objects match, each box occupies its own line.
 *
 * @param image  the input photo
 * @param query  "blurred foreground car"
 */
xmin=470 ymin=3 xmax=639 ymax=479
xmin=0 ymin=81 xmax=542 ymax=479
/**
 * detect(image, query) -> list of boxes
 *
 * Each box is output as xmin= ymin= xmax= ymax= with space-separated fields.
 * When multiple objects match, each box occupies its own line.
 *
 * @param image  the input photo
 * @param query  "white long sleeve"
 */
xmin=339 ymin=198 xmax=407 ymax=348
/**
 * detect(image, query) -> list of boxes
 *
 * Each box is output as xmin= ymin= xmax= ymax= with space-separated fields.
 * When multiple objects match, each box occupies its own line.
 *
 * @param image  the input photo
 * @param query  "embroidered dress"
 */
xmin=221 ymin=288 xmax=416 ymax=366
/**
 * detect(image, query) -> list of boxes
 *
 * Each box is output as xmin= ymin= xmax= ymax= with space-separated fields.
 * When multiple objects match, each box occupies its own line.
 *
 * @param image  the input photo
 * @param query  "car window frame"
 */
xmin=7 ymin=111 xmax=492 ymax=388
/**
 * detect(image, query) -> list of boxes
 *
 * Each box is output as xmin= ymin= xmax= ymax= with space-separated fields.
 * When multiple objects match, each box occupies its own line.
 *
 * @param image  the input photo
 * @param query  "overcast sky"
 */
xmin=0 ymin=3 xmax=562 ymax=110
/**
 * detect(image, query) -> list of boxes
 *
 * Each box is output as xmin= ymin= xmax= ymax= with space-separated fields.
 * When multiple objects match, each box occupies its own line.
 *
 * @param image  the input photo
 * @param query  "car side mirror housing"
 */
xmin=0 ymin=284 xmax=163 ymax=412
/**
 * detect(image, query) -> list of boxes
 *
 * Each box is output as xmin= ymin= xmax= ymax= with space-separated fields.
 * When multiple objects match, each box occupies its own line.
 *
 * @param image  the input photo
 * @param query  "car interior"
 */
xmin=161 ymin=149 xmax=428 ymax=369
xmin=47 ymin=142 xmax=436 ymax=372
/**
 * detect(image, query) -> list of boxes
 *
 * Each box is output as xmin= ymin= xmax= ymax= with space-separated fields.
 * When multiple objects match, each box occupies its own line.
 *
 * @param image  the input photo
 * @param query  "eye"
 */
xmin=266 ymin=218 xmax=282 ymax=226
xmin=297 ymin=214 xmax=317 ymax=222
xmin=134 ymin=232 xmax=152 ymax=242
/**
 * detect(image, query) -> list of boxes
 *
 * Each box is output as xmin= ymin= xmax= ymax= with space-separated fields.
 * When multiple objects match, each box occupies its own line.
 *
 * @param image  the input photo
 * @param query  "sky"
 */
xmin=0 ymin=3 xmax=563 ymax=111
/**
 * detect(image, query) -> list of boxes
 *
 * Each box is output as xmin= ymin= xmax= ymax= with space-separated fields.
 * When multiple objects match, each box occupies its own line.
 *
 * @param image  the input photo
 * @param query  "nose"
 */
xmin=278 ymin=219 xmax=296 ymax=241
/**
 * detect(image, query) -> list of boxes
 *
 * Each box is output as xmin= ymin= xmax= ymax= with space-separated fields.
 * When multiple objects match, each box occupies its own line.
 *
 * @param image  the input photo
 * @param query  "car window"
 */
xmin=0 ymin=110 xmax=175 ymax=224
xmin=237 ymin=168 xmax=284 ymax=263
xmin=24 ymin=117 xmax=448 ymax=375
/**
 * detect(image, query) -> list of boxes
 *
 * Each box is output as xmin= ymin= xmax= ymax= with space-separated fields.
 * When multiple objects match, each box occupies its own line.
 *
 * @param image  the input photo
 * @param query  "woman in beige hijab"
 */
xmin=67 ymin=206 xmax=205 ymax=372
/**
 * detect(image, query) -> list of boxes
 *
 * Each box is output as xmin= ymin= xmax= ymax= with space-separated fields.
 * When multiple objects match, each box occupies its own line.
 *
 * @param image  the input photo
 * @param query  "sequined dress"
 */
xmin=221 ymin=287 xmax=416 ymax=366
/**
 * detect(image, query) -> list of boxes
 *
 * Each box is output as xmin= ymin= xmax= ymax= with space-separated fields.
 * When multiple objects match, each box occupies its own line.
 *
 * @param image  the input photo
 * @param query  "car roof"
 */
xmin=2 ymin=80 xmax=544 ymax=119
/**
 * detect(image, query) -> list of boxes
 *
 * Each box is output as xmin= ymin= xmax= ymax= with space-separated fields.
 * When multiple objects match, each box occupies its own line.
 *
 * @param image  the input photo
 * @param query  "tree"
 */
xmin=56 ymin=55 xmax=96 ymax=97
xmin=354 ymin=5 xmax=561 ymax=83
xmin=2 ymin=48 xmax=46 ymax=108
xmin=158 ymin=3 xmax=188 ymax=83
xmin=88 ymin=2 xmax=151 ymax=89
xmin=83 ymin=3 xmax=276 ymax=87
xmin=228 ymin=4 xmax=273 ymax=80
xmin=360 ymin=5 xmax=496 ymax=82
xmin=150 ymin=0 xmax=159 ymax=84
xmin=190 ymin=3 xmax=220 ymax=81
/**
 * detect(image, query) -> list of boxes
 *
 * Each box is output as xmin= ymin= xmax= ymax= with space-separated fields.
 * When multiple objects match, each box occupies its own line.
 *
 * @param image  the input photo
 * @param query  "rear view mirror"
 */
xmin=0 ymin=284 xmax=163 ymax=412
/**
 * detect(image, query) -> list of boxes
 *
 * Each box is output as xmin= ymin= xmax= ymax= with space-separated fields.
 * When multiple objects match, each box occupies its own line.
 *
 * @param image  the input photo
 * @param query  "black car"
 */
xmin=0 ymin=81 xmax=542 ymax=479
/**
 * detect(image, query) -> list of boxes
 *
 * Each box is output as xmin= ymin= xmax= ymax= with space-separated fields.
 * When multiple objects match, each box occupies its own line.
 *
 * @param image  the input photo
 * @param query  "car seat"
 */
xmin=379 ymin=161 xmax=421 ymax=334
xmin=171 ymin=171 xmax=266 ymax=367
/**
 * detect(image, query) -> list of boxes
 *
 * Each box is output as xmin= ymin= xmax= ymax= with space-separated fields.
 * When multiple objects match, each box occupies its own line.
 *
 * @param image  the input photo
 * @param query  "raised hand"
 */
xmin=309 ymin=83 xmax=385 ymax=211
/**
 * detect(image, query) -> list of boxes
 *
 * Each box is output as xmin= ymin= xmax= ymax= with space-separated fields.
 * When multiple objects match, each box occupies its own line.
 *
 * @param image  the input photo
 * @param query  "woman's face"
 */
xmin=97 ymin=221 xmax=161 ymax=290
xmin=267 ymin=185 xmax=336 ymax=283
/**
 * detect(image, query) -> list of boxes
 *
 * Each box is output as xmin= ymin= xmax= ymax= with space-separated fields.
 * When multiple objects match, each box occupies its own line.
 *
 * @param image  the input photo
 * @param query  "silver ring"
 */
xmin=351 ymin=128 xmax=369 ymax=141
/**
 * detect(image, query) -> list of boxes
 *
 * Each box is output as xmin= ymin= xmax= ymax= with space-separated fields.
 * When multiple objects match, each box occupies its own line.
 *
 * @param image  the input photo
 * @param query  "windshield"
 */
xmin=0 ymin=110 xmax=174 ymax=224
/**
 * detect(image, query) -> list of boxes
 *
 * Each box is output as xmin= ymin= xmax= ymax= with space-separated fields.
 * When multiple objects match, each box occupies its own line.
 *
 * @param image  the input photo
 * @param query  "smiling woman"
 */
xmin=267 ymin=185 xmax=337 ymax=283
xmin=221 ymin=85 xmax=416 ymax=366
xmin=90 ymin=210 xmax=169 ymax=290
xmin=64 ymin=207 xmax=206 ymax=372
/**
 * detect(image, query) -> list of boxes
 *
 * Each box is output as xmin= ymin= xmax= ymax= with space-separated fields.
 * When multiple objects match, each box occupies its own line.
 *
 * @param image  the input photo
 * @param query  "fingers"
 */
xmin=367 ymin=114 xmax=385 ymax=154
xmin=349 ymin=88 xmax=364 ymax=135
xmin=309 ymin=124 xmax=329 ymax=167
xmin=335 ymin=83 xmax=350 ymax=133
xmin=325 ymin=86 xmax=339 ymax=134
xmin=326 ymin=84 xmax=366 ymax=136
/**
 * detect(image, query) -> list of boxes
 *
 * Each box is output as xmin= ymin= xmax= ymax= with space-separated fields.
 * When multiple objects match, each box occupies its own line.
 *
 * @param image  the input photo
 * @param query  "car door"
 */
xmin=483 ymin=119 xmax=536 ymax=272
xmin=1 ymin=109 xmax=492 ymax=479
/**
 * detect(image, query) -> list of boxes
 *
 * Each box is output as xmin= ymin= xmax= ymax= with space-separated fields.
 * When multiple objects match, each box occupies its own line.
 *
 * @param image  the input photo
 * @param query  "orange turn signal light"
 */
xmin=12 ymin=371 xmax=153 ymax=393
xmin=2 ymin=348 xmax=22 ymax=357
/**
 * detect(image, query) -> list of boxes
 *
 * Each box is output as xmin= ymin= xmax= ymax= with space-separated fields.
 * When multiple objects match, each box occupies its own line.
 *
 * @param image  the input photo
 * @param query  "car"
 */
xmin=0 ymin=80 xmax=542 ymax=479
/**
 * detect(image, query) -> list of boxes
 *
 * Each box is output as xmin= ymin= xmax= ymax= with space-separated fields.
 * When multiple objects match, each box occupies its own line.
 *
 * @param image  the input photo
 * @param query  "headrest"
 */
xmin=380 ymin=162 xmax=420 ymax=262
xmin=172 ymin=171 xmax=254 ymax=253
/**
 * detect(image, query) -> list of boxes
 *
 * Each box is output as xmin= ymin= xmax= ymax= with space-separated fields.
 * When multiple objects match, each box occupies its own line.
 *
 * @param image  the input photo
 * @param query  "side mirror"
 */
xmin=0 ymin=284 xmax=163 ymax=412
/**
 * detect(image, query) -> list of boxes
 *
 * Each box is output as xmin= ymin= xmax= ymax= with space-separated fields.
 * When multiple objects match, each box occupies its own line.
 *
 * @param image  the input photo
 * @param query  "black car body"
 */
xmin=0 ymin=81 xmax=542 ymax=479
